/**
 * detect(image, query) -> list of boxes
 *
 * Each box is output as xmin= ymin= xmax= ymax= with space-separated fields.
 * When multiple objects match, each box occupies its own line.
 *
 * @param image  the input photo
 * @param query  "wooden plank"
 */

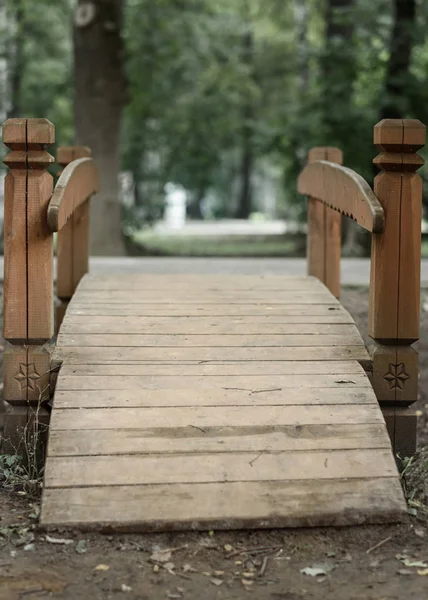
xmin=79 ymin=274 xmax=325 ymax=290
xmin=55 ymin=372 xmax=370 ymax=391
xmin=49 ymin=405 xmax=384 ymax=431
xmin=56 ymin=359 xmax=366 ymax=375
xmin=59 ymin=317 xmax=359 ymax=335
xmin=56 ymin=332 xmax=365 ymax=347
xmin=54 ymin=346 xmax=370 ymax=364
xmin=71 ymin=294 xmax=338 ymax=305
xmin=47 ymin=424 xmax=392 ymax=457
xmin=66 ymin=304 xmax=353 ymax=319
xmin=43 ymin=448 xmax=397 ymax=488
xmin=53 ymin=387 xmax=374 ymax=408
xmin=39 ymin=478 xmax=406 ymax=530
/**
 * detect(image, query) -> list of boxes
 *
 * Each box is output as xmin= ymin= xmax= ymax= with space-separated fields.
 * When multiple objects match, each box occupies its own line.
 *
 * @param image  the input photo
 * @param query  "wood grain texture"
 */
xmin=52 ymin=387 xmax=374 ymax=408
xmin=369 ymin=119 xmax=425 ymax=343
xmin=55 ymin=372 xmax=371 ymax=391
xmin=299 ymin=161 xmax=384 ymax=232
xmin=40 ymin=478 xmax=406 ymax=531
xmin=306 ymin=147 xmax=342 ymax=298
xmin=79 ymin=274 xmax=326 ymax=291
xmin=41 ymin=273 xmax=405 ymax=531
xmin=59 ymin=318 xmax=360 ymax=335
xmin=2 ymin=118 xmax=54 ymax=344
xmin=47 ymin=424 xmax=392 ymax=456
xmin=48 ymin=158 xmax=98 ymax=232
xmin=67 ymin=304 xmax=352 ymax=318
xmin=50 ymin=404 xmax=384 ymax=431
xmin=45 ymin=448 xmax=396 ymax=488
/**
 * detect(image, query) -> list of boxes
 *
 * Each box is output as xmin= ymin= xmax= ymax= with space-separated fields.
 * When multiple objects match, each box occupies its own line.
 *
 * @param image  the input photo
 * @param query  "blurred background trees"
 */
xmin=1 ymin=0 xmax=428 ymax=255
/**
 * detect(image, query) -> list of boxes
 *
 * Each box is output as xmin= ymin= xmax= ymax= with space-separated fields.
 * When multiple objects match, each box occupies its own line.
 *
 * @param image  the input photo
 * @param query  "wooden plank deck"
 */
xmin=40 ymin=274 xmax=407 ymax=531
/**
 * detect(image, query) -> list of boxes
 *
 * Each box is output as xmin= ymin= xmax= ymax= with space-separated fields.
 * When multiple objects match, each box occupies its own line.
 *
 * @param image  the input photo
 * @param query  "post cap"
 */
xmin=374 ymin=119 xmax=425 ymax=153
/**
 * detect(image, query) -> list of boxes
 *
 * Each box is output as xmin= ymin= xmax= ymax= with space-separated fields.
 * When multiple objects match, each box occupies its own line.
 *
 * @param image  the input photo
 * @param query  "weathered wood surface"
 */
xmin=48 ymin=157 xmax=98 ymax=232
xmin=306 ymin=147 xmax=342 ymax=298
xmin=40 ymin=273 xmax=406 ymax=531
xmin=299 ymin=161 xmax=385 ymax=233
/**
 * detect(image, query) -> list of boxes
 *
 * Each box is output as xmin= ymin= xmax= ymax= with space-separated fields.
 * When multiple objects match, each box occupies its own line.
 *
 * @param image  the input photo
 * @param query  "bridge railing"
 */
xmin=52 ymin=146 xmax=98 ymax=330
xmin=298 ymin=119 xmax=426 ymax=456
xmin=1 ymin=118 xmax=97 ymax=454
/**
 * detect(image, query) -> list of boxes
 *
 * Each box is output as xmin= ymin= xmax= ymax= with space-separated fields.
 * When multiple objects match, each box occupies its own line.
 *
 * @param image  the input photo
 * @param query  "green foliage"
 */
xmin=1 ymin=0 xmax=73 ymax=146
xmin=2 ymin=0 xmax=428 ymax=226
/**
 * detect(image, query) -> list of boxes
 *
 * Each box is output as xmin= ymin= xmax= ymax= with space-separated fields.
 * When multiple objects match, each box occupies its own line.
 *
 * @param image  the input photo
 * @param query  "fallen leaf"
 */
xmin=398 ymin=569 xmax=413 ymax=576
xmin=417 ymin=568 xmax=428 ymax=576
xmin=46 ymin=535 xmax=73 ymax=545
xmin=326 ymin=551 xmax=336 ymax=558
xmin=224 ymin=544 xmax=233 ymax=552
xmin=164 ymin=562 xmax=175 ymax=572
xmin=401 ymin=559 xmax=428 ymax=568
xmin=210 ymin=578 xmax=223 ymax=586
xmin=408 ymin=508 xmax=418 ymax=517
xmin=241 ymin=579 xmax=254 ymax=586
xmin=414 ymin=528 xmax=426 ymax=538
xmin=300 ymin=563 xmax=336 ymax=577
xmin=24 ymin=543 xmax=35 ymax=552
xmin=121 ymin=583 xmax=132 ymax=592
xmin=213 ymin=570 xmax=224 ymax=576
xmin=153 ymin=565 xmax=160 ymax=574
xmin=75 ymin=540 xmax=87 ymax=554
xmin=94 ymin=564 xmax=110 ymax=572
xmin=150 ymin=549 xmax=172 ymax=563
xmin=182 ymin=564 xmax=197 ymax=573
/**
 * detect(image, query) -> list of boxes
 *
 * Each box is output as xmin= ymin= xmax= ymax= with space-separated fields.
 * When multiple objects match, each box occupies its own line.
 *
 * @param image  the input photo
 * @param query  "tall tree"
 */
xmin=74 ymin=0 xmax=126 ymax=255
xmin=381 ymin=0 xmax=417 ymax=119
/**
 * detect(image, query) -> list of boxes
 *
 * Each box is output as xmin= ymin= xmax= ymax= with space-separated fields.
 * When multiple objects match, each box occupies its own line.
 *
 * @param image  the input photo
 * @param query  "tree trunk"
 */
xmin=321 ymin=0 xmax=359 ymax=253
xmin=73 ymin=0 xmax=126 ymax=255
xmin=235 ymin=28 xmax=254 ymax=220
xmin=381 ymin=0 xmax=416 ymax=120
xmin=321 ymin=0 xmax=356 ymax=146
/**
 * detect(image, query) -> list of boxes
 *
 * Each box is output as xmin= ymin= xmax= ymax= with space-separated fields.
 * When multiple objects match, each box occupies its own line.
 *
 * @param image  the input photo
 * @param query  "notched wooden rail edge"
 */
xmin=48 ymin=157 xmax=99 ymax=232
xmin=298 ymin=160 xmax=385 ymax=233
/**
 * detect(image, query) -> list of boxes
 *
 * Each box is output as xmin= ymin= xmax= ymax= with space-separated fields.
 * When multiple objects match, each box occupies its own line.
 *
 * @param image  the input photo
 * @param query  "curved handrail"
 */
xmin=47 ymin=157 xmax=99 ymax=232
xmin=298 ymin=160 xmax=385 ymax=233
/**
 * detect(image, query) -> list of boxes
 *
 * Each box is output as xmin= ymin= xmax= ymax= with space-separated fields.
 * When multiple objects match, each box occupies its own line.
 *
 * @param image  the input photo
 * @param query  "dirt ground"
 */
xmin=1 ymin=287 xmax=428 ymax=600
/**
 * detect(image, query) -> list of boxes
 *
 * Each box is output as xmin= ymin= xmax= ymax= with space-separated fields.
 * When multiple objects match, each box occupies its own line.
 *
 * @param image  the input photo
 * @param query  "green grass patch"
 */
xmin=130 ymin=231 xmax=303 ymax=257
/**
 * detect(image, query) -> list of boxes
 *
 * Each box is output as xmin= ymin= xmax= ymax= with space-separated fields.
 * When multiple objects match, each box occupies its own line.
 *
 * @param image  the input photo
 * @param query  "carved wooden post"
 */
xmin=369 ymin=119 xmax=425 ymax=457
xmin=1 ymin=118 xmax=54 ymax=455
xmin=56 ymin=146 xmax=91 ymax=332
xmin=307 ymin=147 xmax=343 ymax=298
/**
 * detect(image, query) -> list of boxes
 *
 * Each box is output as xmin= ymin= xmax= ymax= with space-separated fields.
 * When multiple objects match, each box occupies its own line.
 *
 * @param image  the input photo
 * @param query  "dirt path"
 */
xmin=1 ymin=287 xmax=428 ymax=599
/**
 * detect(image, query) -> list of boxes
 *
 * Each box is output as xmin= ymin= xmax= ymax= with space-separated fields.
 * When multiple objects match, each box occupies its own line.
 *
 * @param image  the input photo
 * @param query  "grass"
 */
xmin=130 ymin=231 xmax=303 ymax=257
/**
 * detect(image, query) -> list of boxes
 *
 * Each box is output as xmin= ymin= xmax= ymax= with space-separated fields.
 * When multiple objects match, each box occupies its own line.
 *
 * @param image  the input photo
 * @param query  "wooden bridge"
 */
xmin=0 ymin=117 xmax=425 ymax=531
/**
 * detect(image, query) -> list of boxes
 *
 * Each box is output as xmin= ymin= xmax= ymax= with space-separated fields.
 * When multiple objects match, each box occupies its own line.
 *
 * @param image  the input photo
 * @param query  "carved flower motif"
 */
xmin=14 ymin=363 xmax=41 ymax=391
xmin=383 ymin=363 xmax=409 ymax=390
